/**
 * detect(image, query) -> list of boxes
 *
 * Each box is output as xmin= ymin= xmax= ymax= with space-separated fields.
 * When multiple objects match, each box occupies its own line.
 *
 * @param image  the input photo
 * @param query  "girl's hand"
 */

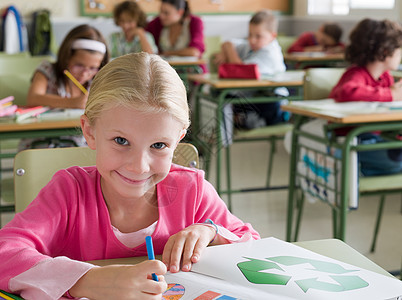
xmin=162 ymin=224 xmax=216 ymax=273
xmin=69 ymin=260 xmax=167 ymax=300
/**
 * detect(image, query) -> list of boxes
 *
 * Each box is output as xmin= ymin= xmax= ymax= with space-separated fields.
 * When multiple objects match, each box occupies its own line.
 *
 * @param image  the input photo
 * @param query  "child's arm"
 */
xmin=136 ymin=28 xmax=157 ymax=54
xmin=27 ymin=72 xmax=88 ymax=109
xmin=68 ymin=261 xmax=167 ymax=299
xmin=161 ymin=170 xmax=260 ymax=273
xmin=220 ymin=41 xmax=243 ymax=64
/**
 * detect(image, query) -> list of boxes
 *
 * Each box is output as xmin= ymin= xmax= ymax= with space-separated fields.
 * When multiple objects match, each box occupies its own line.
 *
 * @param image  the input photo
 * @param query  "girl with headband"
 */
xmin=21 ymin=24 xmax=110 ymax=149
xmin=27 ymin=24 xmax=109 ymax=110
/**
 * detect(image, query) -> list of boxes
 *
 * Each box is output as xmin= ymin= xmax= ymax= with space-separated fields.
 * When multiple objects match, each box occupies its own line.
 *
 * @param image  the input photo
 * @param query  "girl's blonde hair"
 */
xmin=85 ymin=52 xmax=190 ymax=129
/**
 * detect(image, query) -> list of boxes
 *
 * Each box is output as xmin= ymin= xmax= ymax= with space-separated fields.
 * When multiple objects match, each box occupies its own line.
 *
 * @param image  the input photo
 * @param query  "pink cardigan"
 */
xmin=0 ymin=165 xmax=259 ymax=298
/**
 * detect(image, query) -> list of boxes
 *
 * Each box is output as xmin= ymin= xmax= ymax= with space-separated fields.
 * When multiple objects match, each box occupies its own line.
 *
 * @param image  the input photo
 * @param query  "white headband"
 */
xmin=72 ymin=39 xmax=106 ymax=54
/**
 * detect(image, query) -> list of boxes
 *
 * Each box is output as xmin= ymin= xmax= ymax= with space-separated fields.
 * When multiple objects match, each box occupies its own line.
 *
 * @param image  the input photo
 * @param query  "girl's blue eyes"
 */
xmin=152 ymin=142 xmax=166 ymax=150
xmin=114 ymin=137 xmax=128 ymax=145
xmin=113 ymin=138 xmax=166 ymax=149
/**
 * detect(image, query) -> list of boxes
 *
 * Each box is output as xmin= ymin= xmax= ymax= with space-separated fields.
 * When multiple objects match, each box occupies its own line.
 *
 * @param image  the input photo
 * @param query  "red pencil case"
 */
xmin=218 ymin=63 xmax=260 ymax=79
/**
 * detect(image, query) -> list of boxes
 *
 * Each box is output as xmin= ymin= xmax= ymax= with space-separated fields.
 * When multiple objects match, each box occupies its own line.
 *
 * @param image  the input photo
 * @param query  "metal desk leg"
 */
xmin=286 ymin=116 xmax=303 ymax=242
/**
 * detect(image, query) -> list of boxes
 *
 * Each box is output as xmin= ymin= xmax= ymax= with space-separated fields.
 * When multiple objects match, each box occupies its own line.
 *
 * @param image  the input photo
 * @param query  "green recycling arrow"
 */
xmin=237 ymin=256 xmax=369 ymax=293
xmin=296 ymin=275 xmax=369 ymax=292
xmin=268 ymin=256 xmax=357 ymax=274
xmin=237 ymin=257 xmax=291 ymax=285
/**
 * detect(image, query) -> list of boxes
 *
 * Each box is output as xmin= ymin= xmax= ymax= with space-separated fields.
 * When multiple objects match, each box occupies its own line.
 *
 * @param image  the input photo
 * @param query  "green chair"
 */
xmin=203 ymin=35 xmax=222 ymax=74
xmin=13 ymin=143 xmax=199 ymax=213
xmin=303 ymin=67 xmax=345 ymax=99
xmin=0 ymin=55 xmax=54 ymax=75
xmin=291 ymin=68 xmax=402 ymax=252
xmin=277 ymin=35 xmax=297 ymax=54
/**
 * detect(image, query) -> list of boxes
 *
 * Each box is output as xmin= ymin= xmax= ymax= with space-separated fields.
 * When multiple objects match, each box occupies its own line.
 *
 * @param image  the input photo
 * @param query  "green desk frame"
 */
xmin=189 ymin=74 xmax=303 ymax=210
xmin=286 ymin=113 xmax=402 ymax=242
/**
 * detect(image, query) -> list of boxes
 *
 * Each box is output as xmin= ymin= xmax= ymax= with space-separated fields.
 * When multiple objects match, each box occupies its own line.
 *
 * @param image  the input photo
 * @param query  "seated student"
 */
xmin=109 ymin=0 xmax=157 ymax=57
xmin=0 ymin=53 xmax=260 ymax=299
xmin=287 ymin=23 xmax=344 ymax=54
xmin=213 ymin=9 xmax=288 ymax=129
xmin=329 ymin=18 xmax=402 ymax=176
xmin=23 ymin=24 xmax=109 ymax=149
xmin=27 ymin=24 xmax=109 ymax=109
xmin=146 ymin=0 xmax=205 ymax=58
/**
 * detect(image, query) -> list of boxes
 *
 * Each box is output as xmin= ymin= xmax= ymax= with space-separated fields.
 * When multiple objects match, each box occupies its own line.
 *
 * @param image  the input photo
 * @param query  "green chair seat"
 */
xmin=234 ymin=123 xmax=293 ymax=140
xmin=360 ymin=174 xmax=402 ymax=193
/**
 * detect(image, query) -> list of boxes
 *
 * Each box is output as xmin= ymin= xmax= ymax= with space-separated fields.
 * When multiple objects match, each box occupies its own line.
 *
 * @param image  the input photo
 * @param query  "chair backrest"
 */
xmin=13 ymin=143 xmax=199 ymax=213
xmin=203 ymin=35 xmax=221 ymax=73
xmin=303 ymin=67 xmax=345 ymax=100
xmin=277 ymin=35 xmax=297 ymax=54
xmin=0 ymin=55 xmax=55 ymax=105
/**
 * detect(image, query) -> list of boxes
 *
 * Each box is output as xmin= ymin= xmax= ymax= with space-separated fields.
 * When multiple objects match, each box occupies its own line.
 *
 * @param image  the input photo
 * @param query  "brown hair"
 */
xmin=322 ymin=23 xmax=343 ymax=44
xmin=55 ymin=24 xmax=109 ymax=85
xmin=346 ymin=18 xmax=402 ymax=66
xmin=113 ymin=0 xmax=147 ymax=28
xmin=162 ymin=0 xmax=190 ymax=23
xmin=250 ymin=10 xmax=278 ymax=34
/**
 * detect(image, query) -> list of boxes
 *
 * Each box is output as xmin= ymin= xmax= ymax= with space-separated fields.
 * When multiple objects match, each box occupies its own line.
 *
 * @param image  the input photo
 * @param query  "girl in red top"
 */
xmin=330 ymin=18 xmax=402 ymax=175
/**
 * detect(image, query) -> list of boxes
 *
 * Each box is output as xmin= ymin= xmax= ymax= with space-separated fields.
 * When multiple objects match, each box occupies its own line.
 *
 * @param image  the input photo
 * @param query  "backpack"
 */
xmin=30 ymin=9 xmax=53 ymax=56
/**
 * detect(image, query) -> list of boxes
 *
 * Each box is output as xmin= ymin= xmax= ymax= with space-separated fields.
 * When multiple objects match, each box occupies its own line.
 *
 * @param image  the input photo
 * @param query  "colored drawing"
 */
xmin=194 ymin=291 xmax=238 ymax=300
xmin=162 ymin=283 xmax=185 ymax=300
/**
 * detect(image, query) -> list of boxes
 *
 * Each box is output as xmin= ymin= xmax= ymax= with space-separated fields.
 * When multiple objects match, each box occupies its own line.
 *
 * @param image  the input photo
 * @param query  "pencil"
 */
xmin=145 ymin=236 xmax=159 ymax=282
xmin=63 ymin=70 xmax=88 ymax=95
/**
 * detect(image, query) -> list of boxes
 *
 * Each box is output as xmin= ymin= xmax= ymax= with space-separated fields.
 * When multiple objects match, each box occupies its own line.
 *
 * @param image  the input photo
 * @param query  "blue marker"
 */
xmin=145 ymin=236 xmax=159 ymax=282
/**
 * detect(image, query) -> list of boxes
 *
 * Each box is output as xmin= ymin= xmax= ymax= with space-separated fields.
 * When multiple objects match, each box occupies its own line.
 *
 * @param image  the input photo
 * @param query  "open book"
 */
xmin=163 ymin=237 xmax=402 ymax=300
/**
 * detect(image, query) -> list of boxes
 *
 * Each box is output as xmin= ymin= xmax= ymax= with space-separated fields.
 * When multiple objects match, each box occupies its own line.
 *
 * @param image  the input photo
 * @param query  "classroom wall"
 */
xmin=1 ymin=0 xmax=400 ymax=48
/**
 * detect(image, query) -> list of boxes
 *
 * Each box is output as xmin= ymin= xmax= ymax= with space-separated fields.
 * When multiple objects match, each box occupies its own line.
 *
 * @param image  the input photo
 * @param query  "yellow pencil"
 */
xmin=63 ymin=70 xmax=88 ymax=95
xmin=0 ymin=291 xmax=16 ymax=300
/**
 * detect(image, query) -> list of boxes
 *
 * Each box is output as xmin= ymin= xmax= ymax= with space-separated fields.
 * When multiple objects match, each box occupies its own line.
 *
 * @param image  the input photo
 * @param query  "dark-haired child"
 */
xmin=330 ymin=18 xmax=402 ymax=175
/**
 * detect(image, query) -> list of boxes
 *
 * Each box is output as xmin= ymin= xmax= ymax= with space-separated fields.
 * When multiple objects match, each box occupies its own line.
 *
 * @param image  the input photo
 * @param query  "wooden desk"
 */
xmin=284 ymin=52 xmax=346 ymax=69
xmin=187 ymin=72 xmax=304 ymax=210
xmin=90 ymin=239 xmax=393 ymax=278
xmin=282 ymin=100 xmax=402 ymax=242
xmin=0 ymin=118 xmax=82 ymax=215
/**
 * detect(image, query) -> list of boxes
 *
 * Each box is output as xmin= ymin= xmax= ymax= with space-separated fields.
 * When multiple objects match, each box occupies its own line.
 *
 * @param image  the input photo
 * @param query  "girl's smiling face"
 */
xmin=81 ymin=105 xmax=185 ymax=204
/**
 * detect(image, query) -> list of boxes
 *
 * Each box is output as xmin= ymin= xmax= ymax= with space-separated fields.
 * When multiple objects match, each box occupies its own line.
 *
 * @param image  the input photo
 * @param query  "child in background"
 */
xmin=109 ymin=0 xmax=157 ymax=57
xmin=0 ymin=53 xmax=260 ymax=299
xmin=287 ymin=23 xmax=344 ymax=54
xmin=329 ymin=18 xmax=402 ymax=175
xmin=213 ymin=9 xmax=288 ymax=129
xmin=27 ymin=24 xmax=109 ymax=109
xmin=23 ymin=24 xmax=109 ymax=149
xmin=146 ymin=0 xmax=205 ymax=58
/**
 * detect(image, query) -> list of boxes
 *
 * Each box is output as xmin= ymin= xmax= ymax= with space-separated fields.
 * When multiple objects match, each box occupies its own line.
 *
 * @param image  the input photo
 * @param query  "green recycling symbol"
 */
xmin=237 ymin=256 xmax=369 ymax=293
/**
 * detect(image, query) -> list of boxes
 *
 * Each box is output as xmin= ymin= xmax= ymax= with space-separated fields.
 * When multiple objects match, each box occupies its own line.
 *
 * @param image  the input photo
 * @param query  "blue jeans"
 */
xmin=358 ymin=133 xmax=402 ymax=176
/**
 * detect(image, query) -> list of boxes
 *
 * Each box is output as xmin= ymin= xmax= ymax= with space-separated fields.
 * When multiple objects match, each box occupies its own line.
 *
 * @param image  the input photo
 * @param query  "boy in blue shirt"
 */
xmin=214 ymin=10 xmax=288 ymax=129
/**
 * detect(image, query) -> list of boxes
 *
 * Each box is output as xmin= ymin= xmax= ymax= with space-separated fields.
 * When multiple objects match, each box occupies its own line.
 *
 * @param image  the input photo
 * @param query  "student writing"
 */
xmin=27 ymin=24 xmax=109 ymax=109
xmin=0 ymin=53 xmax=260 ymax=300
xmin=329 ymin=18 xmax=402 ymax=175
xmin=109 ymin=0 xmax=157 ymax=57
